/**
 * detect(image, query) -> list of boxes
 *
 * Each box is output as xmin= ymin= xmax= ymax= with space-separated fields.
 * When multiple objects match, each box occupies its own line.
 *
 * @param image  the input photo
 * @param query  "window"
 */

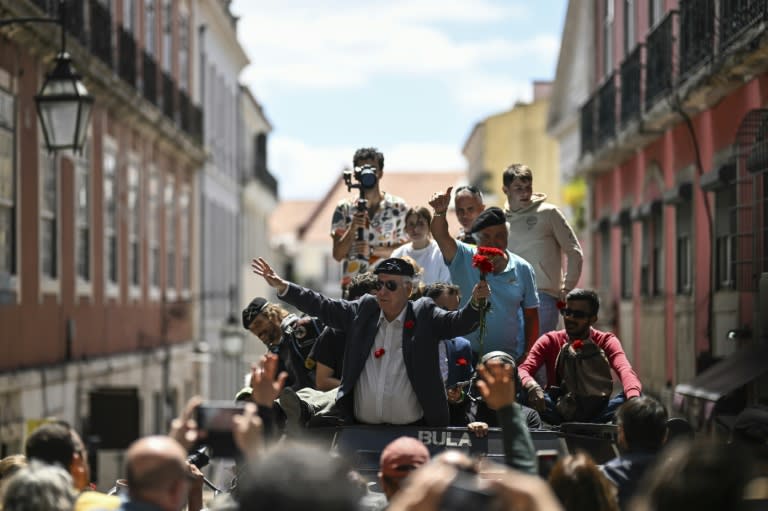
xmin=603 ymin=0 xmax=615 ymax=77
xmin=178 ymin=12 xmax=189 ymax=90
xmin=123 ymin=0 xmax=135 ymax=31
xmin=0 ymin=88 xmax=15 ymax=285
xmin=162 ymin=0 xmax=172 ymax=72
xmin=620 ymin=221 xmax=632 ymax=298
xmin=649 ymin=0 xmax=664 ymax=28
xmin=641 ymin=203 xmax=664 ymax=296
xmin=599 ymin=220 xmax=612 ymax=290
xmin=75 ymin=139 xmax=91 ymax=282
xmin=676 ymin=198 xmax=693 ymax=294
xmin=624 ymin=0 xmax=636 ymax=55
xmin=145 ymin=0 xmax=156 ymax=55
xmin=103 ymin=149 xmax=118 ymax=287
xmin=127 ymin=161 xmax=141 ymax=288
xmin=715 ymin=185 xmax=737 ymax=290
xmin=40 ymin=145 xmax=58 ymax=280
xmin=179 ymin=184 xmax=190 ymax=290
xmin=164 ymin=174 xmax=175 ymax=289
xmin=148 ymin=166 xmax=160 ymax=289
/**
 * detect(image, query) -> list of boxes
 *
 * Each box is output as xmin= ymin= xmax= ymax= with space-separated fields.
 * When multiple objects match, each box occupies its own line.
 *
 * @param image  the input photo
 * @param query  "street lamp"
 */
xmin=0 ymin=0 xmax=94 ymax=153
xmin=219 ymin=313 xmax=244 ymax=358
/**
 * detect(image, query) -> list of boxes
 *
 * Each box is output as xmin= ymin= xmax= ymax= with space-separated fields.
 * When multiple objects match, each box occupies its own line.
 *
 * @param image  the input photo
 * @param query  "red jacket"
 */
xmin=518 ymin=328 xmax=642 ymax=398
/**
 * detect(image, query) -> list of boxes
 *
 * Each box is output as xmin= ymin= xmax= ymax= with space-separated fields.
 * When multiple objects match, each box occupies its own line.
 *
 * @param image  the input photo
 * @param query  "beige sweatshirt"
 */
xmin=505 ymin=193 xmax=583 ymax=297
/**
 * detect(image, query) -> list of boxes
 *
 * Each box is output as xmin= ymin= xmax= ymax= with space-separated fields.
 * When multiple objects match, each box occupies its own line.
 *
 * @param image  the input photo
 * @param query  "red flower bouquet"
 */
xmin=374 ymin=348 xmax=386 ymax=358
xmin=472 ymin=246 xmax=505 ymax=279
xmin=571 ymin=340 xmax=584 ymax=350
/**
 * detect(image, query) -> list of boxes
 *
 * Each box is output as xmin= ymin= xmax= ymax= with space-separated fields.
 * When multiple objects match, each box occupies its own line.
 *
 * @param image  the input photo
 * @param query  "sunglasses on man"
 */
xmin=374 ymin=280 xmax=399 ymax=291
xmin=559 ymin=308 xmax=592 ymax=319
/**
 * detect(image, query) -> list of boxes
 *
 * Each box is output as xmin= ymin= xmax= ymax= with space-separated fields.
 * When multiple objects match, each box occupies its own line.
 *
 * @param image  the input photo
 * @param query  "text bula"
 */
xmin=417 ymin=430 xmax=472 ymax=447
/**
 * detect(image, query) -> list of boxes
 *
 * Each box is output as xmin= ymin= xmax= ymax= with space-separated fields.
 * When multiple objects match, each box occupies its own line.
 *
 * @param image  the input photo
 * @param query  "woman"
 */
xmin=391 ymin=206 xmax=450 ymax=285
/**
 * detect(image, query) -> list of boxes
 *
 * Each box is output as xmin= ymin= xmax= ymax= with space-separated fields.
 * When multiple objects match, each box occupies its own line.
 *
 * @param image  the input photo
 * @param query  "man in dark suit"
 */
xmin=251 ymin=256 xmax=490 ymax=427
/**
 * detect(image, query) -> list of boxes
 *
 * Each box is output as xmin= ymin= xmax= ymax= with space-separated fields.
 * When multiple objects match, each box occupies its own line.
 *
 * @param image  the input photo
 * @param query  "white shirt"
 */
xmin=353 ymin=307 xmax=423 ymax=424
xmin=391 ymin=240 xmax=451 ymax=285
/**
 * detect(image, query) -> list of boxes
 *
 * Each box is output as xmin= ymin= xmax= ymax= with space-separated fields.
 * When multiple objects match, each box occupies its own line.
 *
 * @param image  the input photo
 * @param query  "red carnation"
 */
xmin=404 ymin=320 xmax=415 ymax=329
xmin=476 ymin=246 xmax=505 ymax=258
xmin=571 ymin=340 xmax=584 ymax=350
xmin=472 ymin=254 xmax=494 ymax=275
xmin=374 ymin=348 xmax=386 ymax=358
xmin=556 ymin=300 xmax=566 ymax=310
xmin=456 ymin=357 xmax=468 ymax=367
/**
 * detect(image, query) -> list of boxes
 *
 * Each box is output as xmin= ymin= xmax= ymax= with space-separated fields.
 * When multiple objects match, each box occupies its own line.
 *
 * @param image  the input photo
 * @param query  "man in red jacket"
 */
xmin=518 ymin=288 xmax=642 ymax=424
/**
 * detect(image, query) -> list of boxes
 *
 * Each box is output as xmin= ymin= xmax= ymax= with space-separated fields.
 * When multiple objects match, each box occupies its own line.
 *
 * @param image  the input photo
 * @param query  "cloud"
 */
xmin=269 ymin=136 xmax=465 ymax=199
xmin=233 ymin=1 xmax=551 ymax=96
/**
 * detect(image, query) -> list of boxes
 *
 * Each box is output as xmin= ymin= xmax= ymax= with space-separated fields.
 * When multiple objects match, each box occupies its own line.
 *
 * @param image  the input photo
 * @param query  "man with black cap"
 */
xmin=242 ymin=296 xmax=323 ymax=391
xmin=251 ymin=255 xmax=490 ymax=427
xmin=429 ymin=187 xmax=540 ymax=360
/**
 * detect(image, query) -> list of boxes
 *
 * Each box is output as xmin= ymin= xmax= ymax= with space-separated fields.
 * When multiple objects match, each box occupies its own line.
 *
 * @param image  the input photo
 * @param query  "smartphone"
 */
xmin=194 ymin=401 xmax=245 ymax=458
xmin=439 ymin=472 xmax=499 ymax=511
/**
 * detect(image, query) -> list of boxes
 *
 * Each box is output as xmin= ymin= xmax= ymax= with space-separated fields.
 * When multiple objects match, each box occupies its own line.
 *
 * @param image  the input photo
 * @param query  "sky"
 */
xmin=229 ymin=1 xmax=568 ymax=200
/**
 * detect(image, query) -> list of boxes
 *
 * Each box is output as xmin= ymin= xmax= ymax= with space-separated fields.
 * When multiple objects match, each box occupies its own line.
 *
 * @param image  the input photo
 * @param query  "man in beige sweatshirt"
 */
xmin=502 ymin=163 xmax=583 ymax=337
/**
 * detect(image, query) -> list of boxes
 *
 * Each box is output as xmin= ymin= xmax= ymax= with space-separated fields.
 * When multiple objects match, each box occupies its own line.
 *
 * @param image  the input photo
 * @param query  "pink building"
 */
xmin=549 ymin=1 xmax=768 ymax=426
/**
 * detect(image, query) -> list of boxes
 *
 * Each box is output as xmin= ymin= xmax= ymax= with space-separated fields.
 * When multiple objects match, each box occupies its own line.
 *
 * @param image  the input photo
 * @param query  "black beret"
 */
xmin=374 ymin=258 xmax=415 ymax=277
xmin=242 ymin=297 xmax=268 ymax=329
xmin=469 ymin=206 xmax=506 ymax=234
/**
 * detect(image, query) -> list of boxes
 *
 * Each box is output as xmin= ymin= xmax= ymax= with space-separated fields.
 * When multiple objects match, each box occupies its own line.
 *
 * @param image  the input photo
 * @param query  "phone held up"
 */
xmin=194 ymin=401 xmax=246 ymax=459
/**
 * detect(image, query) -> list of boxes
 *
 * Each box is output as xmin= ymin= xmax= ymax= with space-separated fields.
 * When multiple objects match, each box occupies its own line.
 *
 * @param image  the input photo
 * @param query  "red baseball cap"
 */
xmin=379 ymin=436 xmax=430 ymax=478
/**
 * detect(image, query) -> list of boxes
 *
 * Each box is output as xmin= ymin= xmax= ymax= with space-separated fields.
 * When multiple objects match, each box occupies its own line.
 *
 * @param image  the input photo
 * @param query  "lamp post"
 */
xmin=0 ymin=0 xmax=94 ymax=153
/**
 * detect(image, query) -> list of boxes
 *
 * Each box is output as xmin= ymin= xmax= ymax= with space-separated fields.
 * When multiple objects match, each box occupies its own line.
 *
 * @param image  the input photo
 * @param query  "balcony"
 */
xmin=143 ymin=51 xmax=158 ymax=106
xmin=189 ymin=102 xmax=203 ymax=143
xmin=89 ymin=0 xmax=112 ymax=68
xmin=645 ymin=12 xmax=675 ymax=111
xmin=720 ymin=0 xmax=768 ymax=52
xmin=679 ymin=0 xmax=715 ymax=79
xmin=620 ymin=45 xmax=643 ymax=128
xmin=118 ymin=27 xmax=137 ymax=88
xmin=597 ymin=73 xmax=616 ymax=146
xmin=162 ymin=71 xmax=175 ymax=121
xmin=580 ymin=94 xmax=597 ymax=156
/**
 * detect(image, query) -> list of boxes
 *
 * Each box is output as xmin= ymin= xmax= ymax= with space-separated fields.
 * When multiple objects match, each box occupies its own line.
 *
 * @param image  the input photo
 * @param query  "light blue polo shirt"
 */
xmin=448 ymin=242 xmax=539 ymax=357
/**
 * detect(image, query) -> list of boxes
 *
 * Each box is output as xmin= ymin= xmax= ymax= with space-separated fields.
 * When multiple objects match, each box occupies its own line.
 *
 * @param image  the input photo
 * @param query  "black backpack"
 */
xmin=554 ymin=338 xmax=614 ymax=421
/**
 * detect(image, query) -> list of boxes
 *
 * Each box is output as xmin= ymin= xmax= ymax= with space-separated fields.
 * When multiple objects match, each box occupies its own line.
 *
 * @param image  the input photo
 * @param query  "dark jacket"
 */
xmin=280 ymin=284 xmax=481 ymax=426
xmin=600 ymin=450 xmax=658 ymax=510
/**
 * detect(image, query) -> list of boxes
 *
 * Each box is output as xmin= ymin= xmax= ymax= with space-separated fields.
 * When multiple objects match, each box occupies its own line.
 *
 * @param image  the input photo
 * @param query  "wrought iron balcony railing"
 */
xmin=679 ymin=0 xmax=715 ymax=78
xmin=118 ymin=26 xmax=137 ymax=88
xmin=89 ymin=0 xmax=112 ymax=68
xmin=162 ymin=71 xmax=175 ymax=120
xmin=597 ymin=73 xmax=617 ymax=146
xmin=720 ymin=0 xmax=768 ymax=52
xmin=143 ymin=51 xmax=158 ymax=106
xmin=580 ymin=93 xmax=597 ymax=156
xmin=645 ymin=12 xmax=675 ymax=111
xmin=620 ymin=45 xmax=643 ymax=128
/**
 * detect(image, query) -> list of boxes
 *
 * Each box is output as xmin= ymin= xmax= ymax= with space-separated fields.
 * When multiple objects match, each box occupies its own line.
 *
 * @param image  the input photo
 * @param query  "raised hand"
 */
xmin=476 ymin=362 xmax=516 ymax=410
xmin=251 ymin=257 xmax=289 ymax=294
xmin=249 ymin=353 xmax=288 ymax=407
xmin=429 ymin=186 xmax=453 ymax=215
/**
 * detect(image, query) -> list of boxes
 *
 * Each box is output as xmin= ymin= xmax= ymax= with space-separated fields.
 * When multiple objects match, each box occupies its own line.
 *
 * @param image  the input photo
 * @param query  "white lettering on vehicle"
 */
xmin=417 ymin=430 xmax=472 ymax=447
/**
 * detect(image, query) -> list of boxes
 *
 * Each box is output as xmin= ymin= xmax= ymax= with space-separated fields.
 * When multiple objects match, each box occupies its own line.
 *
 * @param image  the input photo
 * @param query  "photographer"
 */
xmin=331 ymin=147 xmax=409 ymax=290
xmin=242 ymin=296 xmax=324 ymax=391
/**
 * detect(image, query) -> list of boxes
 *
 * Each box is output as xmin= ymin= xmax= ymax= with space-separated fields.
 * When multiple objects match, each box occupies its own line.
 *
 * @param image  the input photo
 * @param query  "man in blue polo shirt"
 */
xmin=429 ymin=187 xmax=539 ymax=360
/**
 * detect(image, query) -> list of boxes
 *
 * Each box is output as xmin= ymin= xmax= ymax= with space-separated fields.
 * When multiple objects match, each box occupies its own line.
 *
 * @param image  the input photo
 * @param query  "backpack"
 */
xmin=554 ymin=338 xmax=614 ymax=422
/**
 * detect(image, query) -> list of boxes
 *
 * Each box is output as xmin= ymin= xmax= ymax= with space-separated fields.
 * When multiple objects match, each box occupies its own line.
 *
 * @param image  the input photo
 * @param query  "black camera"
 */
xmin=440 ymin=472 xmax=500 ymax=511
xmin=194 ymin=401 xmax=245 ymax=458
xmin=343 ymin=164 xmax=378 ymax=191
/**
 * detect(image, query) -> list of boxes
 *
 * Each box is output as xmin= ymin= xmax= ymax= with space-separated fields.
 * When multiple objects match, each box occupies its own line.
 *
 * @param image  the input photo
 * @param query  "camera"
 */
xmin=194 ymin=401 xmax=245 ymax=458
xmin=343 ymin=164 xmax=378 ymax=191
xmin=440 ymin=472 xmax=500 ymax=511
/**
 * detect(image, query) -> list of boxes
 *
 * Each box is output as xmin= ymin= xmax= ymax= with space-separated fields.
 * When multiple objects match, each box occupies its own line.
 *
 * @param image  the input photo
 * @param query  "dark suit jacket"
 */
xmin=281 ymin=283 xmax=481 ymax=426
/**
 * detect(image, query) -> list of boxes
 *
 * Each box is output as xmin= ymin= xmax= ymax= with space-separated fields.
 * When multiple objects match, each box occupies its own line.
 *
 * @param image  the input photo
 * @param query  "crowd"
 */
xmin=2 ymin=147 xmax=766 ymax=511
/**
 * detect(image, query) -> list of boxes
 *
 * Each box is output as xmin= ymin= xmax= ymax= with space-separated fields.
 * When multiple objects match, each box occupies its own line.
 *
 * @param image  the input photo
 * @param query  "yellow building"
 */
xmin=462 ymin=82 xmax=561 ymax=208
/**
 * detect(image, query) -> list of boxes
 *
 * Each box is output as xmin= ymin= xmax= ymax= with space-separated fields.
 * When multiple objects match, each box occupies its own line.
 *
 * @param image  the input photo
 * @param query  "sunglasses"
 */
xmin=559 ymin=308 xmax=591 ymax=319
xmin=374 ymin=280 xmax=399 ymax=291
xmin=455 ymin=185 xmax=480 ymax=194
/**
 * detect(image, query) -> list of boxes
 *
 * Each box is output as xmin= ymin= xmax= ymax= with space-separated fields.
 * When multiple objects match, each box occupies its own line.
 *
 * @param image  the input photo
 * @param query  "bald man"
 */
xmin=122 ymin=436 xmax=195 ymax=511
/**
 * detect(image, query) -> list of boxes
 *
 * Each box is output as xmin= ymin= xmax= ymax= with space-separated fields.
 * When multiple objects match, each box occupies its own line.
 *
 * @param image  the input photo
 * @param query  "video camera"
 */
xmin=343 ymin=164 xmax=378 ymax=194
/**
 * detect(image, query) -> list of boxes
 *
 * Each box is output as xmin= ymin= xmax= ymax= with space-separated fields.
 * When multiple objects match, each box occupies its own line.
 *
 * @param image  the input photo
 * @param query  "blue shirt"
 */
xmin=448 ymin=242 xmax=539 ymax=357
